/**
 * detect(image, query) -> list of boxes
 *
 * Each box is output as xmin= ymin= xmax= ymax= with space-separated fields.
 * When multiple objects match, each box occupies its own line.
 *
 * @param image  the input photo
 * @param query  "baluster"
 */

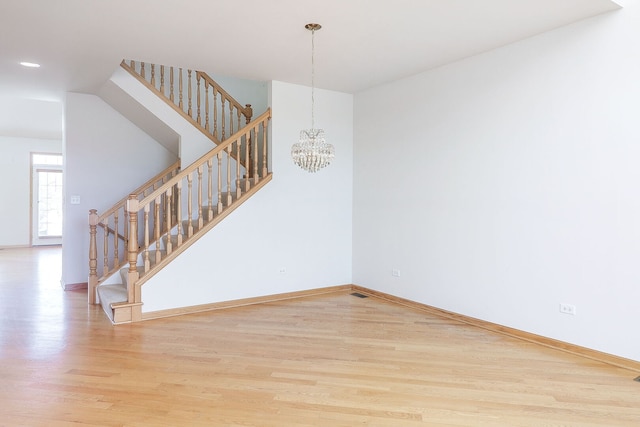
xmin=130 ymin=60 xmax=135 ymax=68
xmin=262 ymin=120 xmax=268 ymax=177
xmin=204 ymin=80 xmax=210 ymax=132
xmin=197 ymin=166 xmax=203 ymax=229
xmin=235 ymin=141 xmax=241 ymax=198
xmin=103 ymin=218 xmax=109 ymax=274
xmin=126 ymin=195 xmax=139 ymax=304
xmin=113 ymin=212 xmax=119 ymax=264
xmin=179 ymin=68 xmax=183 ymax=110
xmin=160 ymin=65 xmax=165 ymax=95
xmin=150 ymin=64 xmax=156 ymax=87
xmin=187 ymin=173 xmax=193 ymax=237
xmin=124 ymin=208 xmax=129 ymax=245
xmin=176 ymin=181 xmax=183 ymax=246
xmin=252 ymin=127 xmax=259 ymax=182
xmin=207 ymin=159 xmax=213 ymax=221
xmin=144 ymin=205 xmax=150 ymax=272
xmin=221 ymin=98 xmax=226 ymax=140
xmin=170 ymin=67 xmax=175 ymax=103
xmin=213 ymin=89 xmax=218 ymax=140
xmin=196 ymin=73 xmax=201 ymax=125
xmin=154 ymin=197 xmax=160 ymax=250
xmin=229 ymin=105 xmax=234 ymax=136
xmin=245 ymin=132 xmax=250 ymax=188
xmin=165 ymin=188 xmax=173 ymax=254
xmin=226 ymin=146 xmax=232 ymax=206
xmin=237 ymin=109 xmax=242 ymax=134
xmin=217 ymin=153 xmax=223 ymax=213
xmin=88 ymin=209 xmax=98 ymax=304
xmin=140 ymin=62 xmax=146 ymax=79
xmin=188 ymin=70 xmax=193 ymax=118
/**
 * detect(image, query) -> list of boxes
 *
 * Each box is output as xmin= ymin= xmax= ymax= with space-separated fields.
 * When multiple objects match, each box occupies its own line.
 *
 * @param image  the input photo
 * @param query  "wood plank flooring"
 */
xmin=1 ymin=246 xmax=639 ymax=426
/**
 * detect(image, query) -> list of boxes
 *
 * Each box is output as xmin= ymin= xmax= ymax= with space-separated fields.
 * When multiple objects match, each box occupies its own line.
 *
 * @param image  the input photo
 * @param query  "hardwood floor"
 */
xmin=1 ymin=247 xmax=639 ymax=426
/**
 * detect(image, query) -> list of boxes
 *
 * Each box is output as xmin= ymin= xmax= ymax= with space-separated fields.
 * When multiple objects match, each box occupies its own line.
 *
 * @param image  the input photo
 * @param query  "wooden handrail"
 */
xmin=121 ymin=61 xmax=254 ymax=149
xmin=196 ymin=71 xmax=252 ymax=121
xmin=139 ymin=109 xmax=270 ymax=208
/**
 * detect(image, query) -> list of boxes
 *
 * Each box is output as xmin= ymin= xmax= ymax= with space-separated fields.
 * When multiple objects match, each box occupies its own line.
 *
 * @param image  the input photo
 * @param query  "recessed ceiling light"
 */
xmin=20 ymin=62 xmax=41 ymax=68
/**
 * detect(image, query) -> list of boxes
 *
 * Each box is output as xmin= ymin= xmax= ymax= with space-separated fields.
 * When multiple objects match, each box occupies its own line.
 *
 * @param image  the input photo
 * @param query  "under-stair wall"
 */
xmin=63 ymin=92 xmax=178 ymax=287
xmin=139 ymin=81 xmax=354 ymax=317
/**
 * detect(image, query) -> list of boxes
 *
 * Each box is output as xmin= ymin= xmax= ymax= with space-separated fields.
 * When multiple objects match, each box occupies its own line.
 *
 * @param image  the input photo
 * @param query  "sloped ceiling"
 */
xmin=0 ymin=0 xmax=621 ymax=139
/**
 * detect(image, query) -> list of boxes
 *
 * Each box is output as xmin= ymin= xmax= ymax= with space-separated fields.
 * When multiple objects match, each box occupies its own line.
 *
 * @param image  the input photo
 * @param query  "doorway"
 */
xmin=31 ymin=153 xmax=63 ymax=246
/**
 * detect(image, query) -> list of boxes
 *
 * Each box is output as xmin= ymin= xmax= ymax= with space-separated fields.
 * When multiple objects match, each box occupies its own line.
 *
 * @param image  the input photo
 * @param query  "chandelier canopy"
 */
xmin=291 ymin=23 xmax=335 ymax=173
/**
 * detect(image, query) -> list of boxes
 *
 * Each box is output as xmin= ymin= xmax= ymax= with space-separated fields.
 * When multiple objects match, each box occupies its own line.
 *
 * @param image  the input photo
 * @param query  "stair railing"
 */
xmin=88 ymin=160 xmax=181 ymax=304
xmin=121 ymin=109 xmax=271 ymax=319
xmin=120 ymin=60 xmax=253 ymax=146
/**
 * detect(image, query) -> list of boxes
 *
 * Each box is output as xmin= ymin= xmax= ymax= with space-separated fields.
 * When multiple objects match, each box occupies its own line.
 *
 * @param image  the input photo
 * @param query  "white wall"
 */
xmin=63 ymin=93 xmax=177 ymax=286
xmin=353 ymin=4 xmax=640 ymax=361
xmin=0 ymin=136 xmax=62 ymax=247
xmin=142 ymin=80 xmax=353 ymax=312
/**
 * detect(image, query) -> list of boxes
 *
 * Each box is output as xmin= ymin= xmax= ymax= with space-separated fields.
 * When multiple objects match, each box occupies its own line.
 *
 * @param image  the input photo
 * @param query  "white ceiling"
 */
xmin=0 ymin=0 xmax=621 ymax=139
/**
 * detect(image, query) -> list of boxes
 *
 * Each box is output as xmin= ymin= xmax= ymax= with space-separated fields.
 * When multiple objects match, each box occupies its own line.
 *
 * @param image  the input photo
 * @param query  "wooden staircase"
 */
xmin=89 ymin=60 xmax=272 ymax=324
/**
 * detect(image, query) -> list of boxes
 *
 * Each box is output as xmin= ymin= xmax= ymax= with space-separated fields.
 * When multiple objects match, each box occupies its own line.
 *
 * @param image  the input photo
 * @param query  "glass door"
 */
xmin=32 ymin=154 xmax=63 ymax=246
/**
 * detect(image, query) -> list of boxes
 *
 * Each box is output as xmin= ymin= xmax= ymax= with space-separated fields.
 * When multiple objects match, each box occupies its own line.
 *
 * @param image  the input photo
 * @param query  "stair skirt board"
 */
xmin=140 ymin=285 xmax=354 ymax=321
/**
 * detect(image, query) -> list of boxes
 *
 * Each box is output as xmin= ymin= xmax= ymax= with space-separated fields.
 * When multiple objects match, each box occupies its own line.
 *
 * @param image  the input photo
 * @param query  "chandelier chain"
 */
xmin=311 ymin=26 xmax=316 ymax=130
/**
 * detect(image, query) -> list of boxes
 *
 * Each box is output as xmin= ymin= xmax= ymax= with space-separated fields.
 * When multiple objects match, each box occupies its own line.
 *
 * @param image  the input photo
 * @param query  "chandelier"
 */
xmin=291 ymin=23 xmax=335 ymax=173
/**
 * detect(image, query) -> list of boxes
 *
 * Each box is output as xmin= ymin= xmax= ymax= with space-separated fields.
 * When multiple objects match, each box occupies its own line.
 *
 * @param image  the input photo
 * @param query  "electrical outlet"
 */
xmin=559 ymin=303 xmax=576 ymax=316
xmin=392 ymin=269 xmax=401 ymax=277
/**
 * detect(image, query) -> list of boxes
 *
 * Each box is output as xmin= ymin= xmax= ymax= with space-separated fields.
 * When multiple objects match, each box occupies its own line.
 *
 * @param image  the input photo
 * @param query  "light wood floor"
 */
xmin=1 ymin=247 xmax=639 ymax=426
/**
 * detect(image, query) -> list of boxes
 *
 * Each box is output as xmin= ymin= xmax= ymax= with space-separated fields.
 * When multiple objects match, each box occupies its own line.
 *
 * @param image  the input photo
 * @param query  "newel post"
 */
xmin=88 ymin=209 xmax=98 ymax=304
xmin=126 ymin=194 xmax=139 ymax=304
xmin=244 ymin=104 xmax=253 ymax=124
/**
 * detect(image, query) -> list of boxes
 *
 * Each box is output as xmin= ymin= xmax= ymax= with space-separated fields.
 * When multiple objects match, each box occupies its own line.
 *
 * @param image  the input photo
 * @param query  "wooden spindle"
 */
xmin=213 ymin=90 xmax=218 ymax=140
xmin=226 ymin=147 xmax=232 ymax=206
xmin=140 ymin=62 xmax=146 ymax=79
xmin=88 ymin=209 xmax=98 ymax=305
xmin=235 ymin=141 xmax=241 ymax=198
xmin=196 ymin=73 xmax=201 ymax=125
xmin=204 ymin=80 xmax=210 ymax=132
xmin=165 ymin=187 xmax=172 ymax=254
xmin=179 ymin=68 xmax=183 ymax=110
xmin=221 ymin=98 xmax=226 ymax=141
xmin=229 ymin=105 xmax=234 ymax=136
xmin=244 ymin=133 xmax=250 ymax=189
xmin=170 ymin=67 xmax=175 ymax=103
xmin=252 ymin=127 xmax=259 ymax=182
xmin=130 ymin=60 xmax=135 ymax=68
xmin=150 ymin=64 xmax=156 ymax=87
xmin=103 ymin=218 xmax=109 ymax=275
xmin=217 ymin=153 xmax=223 ymax=213
xmin=154 ymin=197 xmax=160 ymax=248
xmin=197 ymin=166 xmax=203 ymax=229
xmin=207 ymin=159 xmax=213 ymax=221
xmin=144 ymin=205 xmax=150 ymax=272
xmin=113 ymin=212 xmax=119 ymax=263
xmin=160 ymin=65 xmax=165 ymax=94
xmin=188 ymin=70 xmax=193 ymax=118
xmin=124 ymin=208 xmax=129 ymax=245
xmin=176 ymin=181 xmax=183 ymax=246
xmin=187 ymin=173 xmax=193 ymax=237
xmin=262 ymin=120 xmax=268 ymax=177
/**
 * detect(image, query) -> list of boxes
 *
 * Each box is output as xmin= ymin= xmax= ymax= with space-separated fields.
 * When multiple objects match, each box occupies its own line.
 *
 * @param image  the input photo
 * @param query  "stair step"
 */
xmin=96 ymin=283 xmax=127 ymax=322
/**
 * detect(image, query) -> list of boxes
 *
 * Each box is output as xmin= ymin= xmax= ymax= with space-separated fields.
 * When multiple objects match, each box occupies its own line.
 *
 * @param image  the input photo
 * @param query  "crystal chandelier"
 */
xmin=292 ymin=23 xmax=335 ymax=173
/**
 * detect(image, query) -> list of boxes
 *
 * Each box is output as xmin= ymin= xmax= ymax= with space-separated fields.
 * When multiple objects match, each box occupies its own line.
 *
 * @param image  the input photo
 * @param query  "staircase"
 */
xmin=88 ymin=60 xmax=272 ymax=324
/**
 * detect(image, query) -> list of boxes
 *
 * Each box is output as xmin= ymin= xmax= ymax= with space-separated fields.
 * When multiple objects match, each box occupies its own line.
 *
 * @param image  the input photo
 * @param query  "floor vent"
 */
xmin=351 ymin=292 xmax=368 ymax=298
xmin=634 ymin=376 xmax=640 ymax=382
